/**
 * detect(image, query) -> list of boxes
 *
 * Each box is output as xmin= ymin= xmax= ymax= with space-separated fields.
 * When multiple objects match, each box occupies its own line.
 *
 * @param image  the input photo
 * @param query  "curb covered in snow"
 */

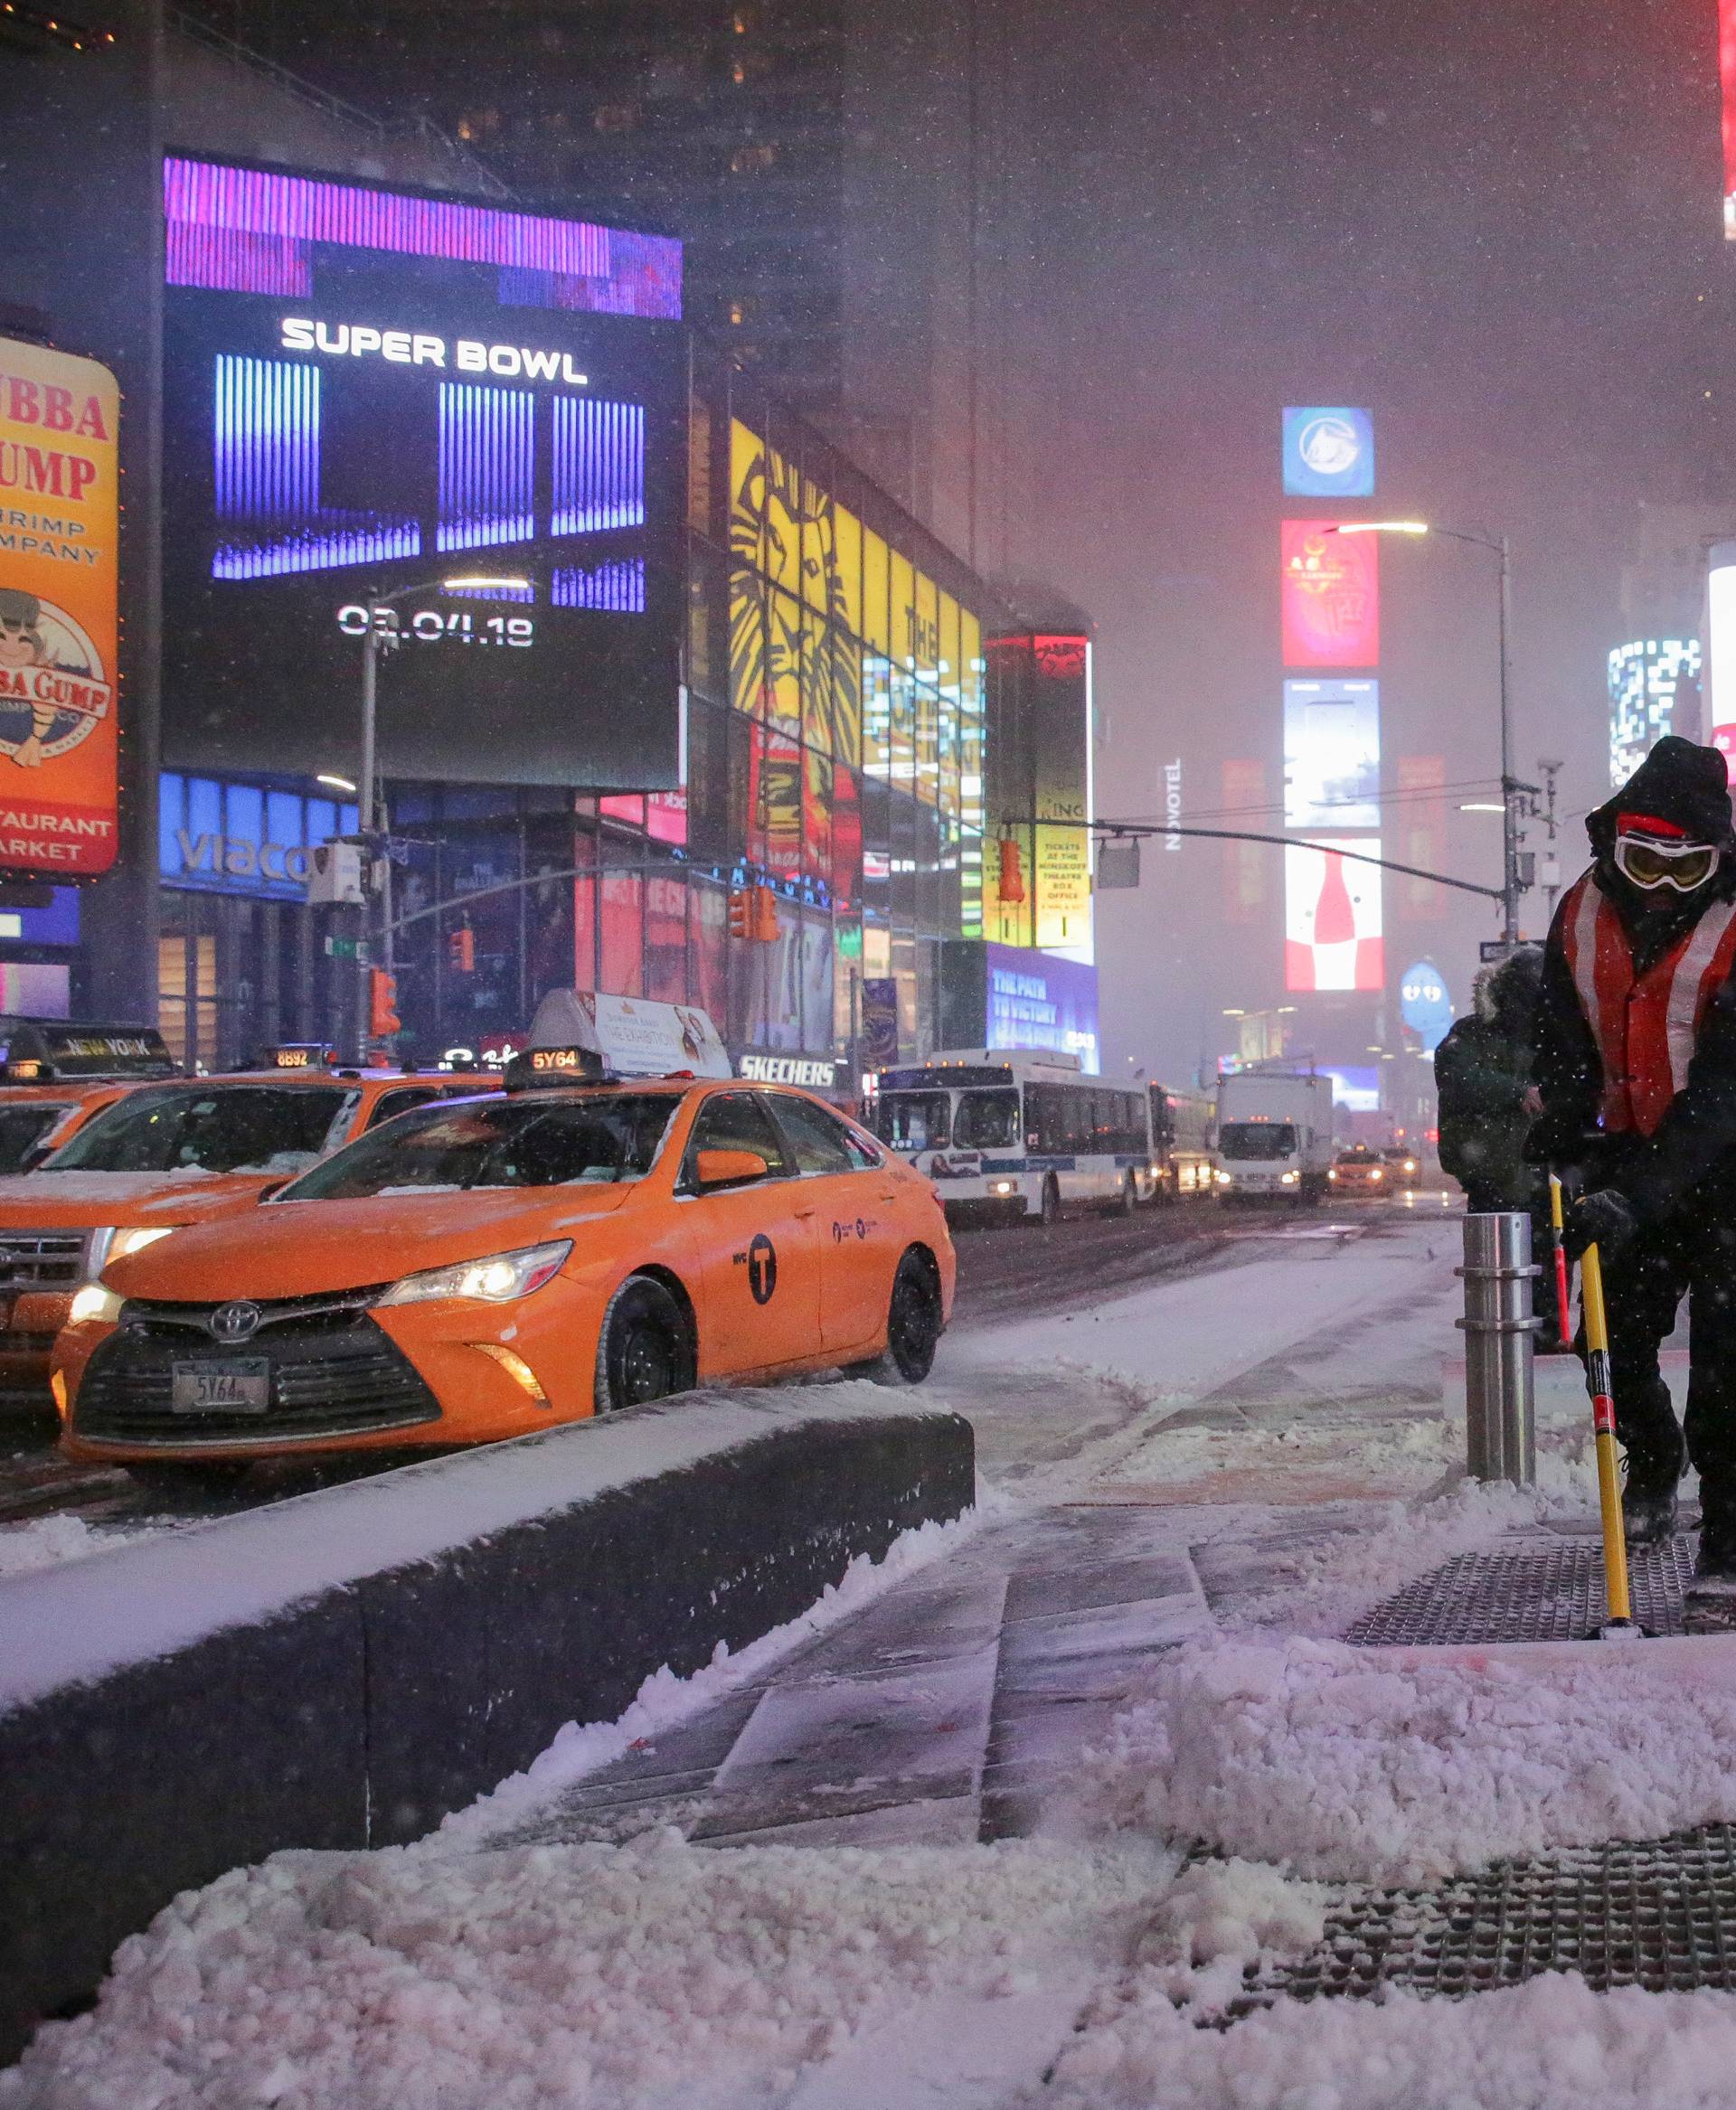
xmin=0 ymin=1385 xmax=974 ymax=2063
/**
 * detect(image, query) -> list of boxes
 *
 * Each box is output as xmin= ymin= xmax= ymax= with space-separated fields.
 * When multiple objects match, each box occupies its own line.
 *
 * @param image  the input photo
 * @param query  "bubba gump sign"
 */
xmin=0 ymin=339 xmax=120 ymax=875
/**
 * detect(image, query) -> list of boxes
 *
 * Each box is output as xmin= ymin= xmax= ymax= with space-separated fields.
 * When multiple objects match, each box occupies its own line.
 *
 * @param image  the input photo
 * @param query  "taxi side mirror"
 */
xmin=255 ymin=1178 xmax=292 ymax=1201
xmin=694 ymin=1147 xmax=769 ymax=1190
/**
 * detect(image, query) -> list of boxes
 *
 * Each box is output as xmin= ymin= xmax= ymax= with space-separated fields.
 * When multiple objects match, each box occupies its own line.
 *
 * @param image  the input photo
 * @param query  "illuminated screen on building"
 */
xmin=1280 ymin=521 xmax=1379 ymax=668
xmin=1609 ymin=638 xmax=1700 ymax=788
xmin=1284 ymin=836 xmax=1384 ymax=993
xmin=159 ymin=157 xmax=688 ymax=788
xmin=1281 ymin=408 xmax=1374 ymax=498
xmin=1723 ymin=0 xmax=1736 ymax=237
xmin=1283 ymin=677 xmax=1379 ymax=829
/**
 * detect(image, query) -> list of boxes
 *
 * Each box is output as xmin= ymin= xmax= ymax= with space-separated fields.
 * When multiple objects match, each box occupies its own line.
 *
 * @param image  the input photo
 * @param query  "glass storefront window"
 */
xmin=645 ymin=871 xmax=687 ymax=1002
xmin=691 ymin=881 xmax=727 ymax=1023
xmin=599 ymin=870 xmax=643 ymax=997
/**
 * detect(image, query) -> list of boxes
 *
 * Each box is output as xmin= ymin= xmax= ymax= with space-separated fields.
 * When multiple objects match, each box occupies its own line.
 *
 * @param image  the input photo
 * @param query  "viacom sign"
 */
xmin=158 ymin=772 xmax=359 ymax=902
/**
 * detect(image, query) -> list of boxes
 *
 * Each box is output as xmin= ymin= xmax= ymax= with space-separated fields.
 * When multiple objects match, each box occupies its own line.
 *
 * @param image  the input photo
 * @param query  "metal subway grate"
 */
xmin=1215 ymin=1825 xmax=1736 ymax=2011
xmin=1344 ymin=1533 xmax=1699 ymax=1646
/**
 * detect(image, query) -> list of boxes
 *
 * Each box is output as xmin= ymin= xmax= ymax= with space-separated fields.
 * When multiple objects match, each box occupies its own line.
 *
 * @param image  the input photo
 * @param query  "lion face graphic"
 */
xmin=729 ymin=435 xmax=861 ymax=764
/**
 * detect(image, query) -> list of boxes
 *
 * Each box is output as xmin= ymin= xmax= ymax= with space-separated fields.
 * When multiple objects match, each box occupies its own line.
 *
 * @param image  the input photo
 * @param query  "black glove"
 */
xmin=1565 ymin=1188 xmax=1638 ymax=1263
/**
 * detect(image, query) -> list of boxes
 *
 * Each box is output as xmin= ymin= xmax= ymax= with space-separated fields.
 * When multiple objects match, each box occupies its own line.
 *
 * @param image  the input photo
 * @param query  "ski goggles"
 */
xmin=1614 ymin=833 xmax=1720 ymax=892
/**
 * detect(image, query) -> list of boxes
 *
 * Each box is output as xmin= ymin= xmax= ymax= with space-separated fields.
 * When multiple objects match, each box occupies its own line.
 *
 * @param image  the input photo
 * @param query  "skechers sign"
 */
xmin=1281 ymin=408 xmax=1374 ymax=498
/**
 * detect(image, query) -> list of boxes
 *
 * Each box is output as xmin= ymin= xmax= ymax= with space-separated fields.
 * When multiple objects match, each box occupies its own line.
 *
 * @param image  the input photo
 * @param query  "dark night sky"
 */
xmin=1023 ymin=0 xmax=1736 ymax=1085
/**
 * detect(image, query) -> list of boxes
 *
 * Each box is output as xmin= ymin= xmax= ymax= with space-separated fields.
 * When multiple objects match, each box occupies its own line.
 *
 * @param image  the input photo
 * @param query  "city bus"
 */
xmin=866 ymin=1048 xmax=1154 ymax=1225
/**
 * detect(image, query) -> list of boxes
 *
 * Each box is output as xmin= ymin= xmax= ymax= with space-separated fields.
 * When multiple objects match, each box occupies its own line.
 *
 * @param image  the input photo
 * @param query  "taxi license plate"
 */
xmin=171 ymin=1360 xmax=269 ymax=1415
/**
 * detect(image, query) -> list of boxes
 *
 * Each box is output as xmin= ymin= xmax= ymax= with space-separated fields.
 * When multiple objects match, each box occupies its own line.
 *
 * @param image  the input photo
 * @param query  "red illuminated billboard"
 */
xmin=1284 ymin=837 xmax=1384 ymax=992
xmin=1723 ymin=0 xmax=1736 ymax=236
xmin=1280 ymin=521 xmax=1379 ymax=668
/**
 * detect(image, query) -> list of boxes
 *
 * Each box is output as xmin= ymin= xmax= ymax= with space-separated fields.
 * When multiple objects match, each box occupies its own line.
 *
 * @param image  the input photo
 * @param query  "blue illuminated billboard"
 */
xmin=1282 ymin=408 xmax=1374 ymax=499
xmin=160 ymin=157 xmax=687 ymax=790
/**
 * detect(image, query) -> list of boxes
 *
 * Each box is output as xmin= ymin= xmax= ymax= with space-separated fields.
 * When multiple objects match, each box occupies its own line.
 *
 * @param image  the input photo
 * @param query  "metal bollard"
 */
xmin=1456 ymin=1211 xmax=1539 ymax=1486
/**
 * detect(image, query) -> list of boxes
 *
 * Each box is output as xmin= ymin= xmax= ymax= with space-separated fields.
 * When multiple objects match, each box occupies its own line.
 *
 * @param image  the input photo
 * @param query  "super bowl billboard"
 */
xmin=159 ymin=157 xmax=686 ymax=790
xmin=0 ymin=338 xmax=120 ymax=877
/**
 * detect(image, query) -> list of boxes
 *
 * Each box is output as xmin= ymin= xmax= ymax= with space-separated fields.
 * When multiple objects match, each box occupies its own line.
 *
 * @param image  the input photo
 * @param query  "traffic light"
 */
xmin=996 ymin=837 xmax=1025 ymax=905
xmin=728 ymin=887 xmax=752 ymax=938
xmin=448 ymin=925 xmax=476 ymax=973
xmin=369 ymin=968 xmax=401 ymax=1038
xmin=751 ymin=885 xmax=780 ymax=942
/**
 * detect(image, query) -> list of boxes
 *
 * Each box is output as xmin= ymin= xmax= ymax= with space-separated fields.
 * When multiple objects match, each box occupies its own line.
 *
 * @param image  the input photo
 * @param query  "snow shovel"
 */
xmin=1579 ymin=1238 xmax=1637 ymax=1638
xmin=1547 ymin=1173 xmax=1573 ymax=1350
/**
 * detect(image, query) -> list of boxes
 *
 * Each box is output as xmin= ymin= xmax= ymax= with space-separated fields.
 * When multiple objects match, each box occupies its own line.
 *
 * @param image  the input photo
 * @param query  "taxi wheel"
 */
xmin=595 ymin=1275 xmax=695 ymax=1413
xmin=850 ymin=1249 xmax=943 ymax=1387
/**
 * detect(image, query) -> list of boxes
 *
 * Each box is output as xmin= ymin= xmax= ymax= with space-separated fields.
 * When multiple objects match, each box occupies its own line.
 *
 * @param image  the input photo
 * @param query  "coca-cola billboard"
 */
xmin=1284 ymin=836 xmax=1384 ymax=993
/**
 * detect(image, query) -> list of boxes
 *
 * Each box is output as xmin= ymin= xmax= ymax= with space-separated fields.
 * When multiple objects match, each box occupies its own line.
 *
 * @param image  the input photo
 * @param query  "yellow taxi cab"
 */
xmin=1326 ymin=1144 xmax=1388 ymax=1194
xmin=0 ymin=1017 xmax=182 ymax=1176
xmin=0 ymin=1048 xmax=499 ymax=1409
xmin=54 ymin=1029 xmax=955 ymax=1487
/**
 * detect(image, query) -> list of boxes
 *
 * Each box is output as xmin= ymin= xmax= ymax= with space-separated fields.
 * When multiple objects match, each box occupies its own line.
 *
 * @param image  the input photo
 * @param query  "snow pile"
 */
xmin=1048 ymin=1970 xmax=1736 ymax=2110
xmin=0 ymin=1514 xmax=144 ymax=1578
xmin=453 ymin=1509 xmax=983 ymax=1840
xmin=1125 ymin=1854 xmax=1328 ymax=2018
xmin=1088 ymin=1634 xmax=1736 ymax=1885
xmin=0 ymin=1832 xmax=1161 ymax=2110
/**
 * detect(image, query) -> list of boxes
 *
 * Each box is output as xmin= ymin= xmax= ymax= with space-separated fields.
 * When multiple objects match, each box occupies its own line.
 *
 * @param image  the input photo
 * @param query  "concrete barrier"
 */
xmin=0 ymin=1385 xmax=974 ymax=2061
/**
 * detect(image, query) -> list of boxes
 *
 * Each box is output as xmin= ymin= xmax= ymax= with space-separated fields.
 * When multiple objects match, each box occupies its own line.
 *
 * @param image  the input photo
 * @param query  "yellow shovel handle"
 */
xmin=1580 ymin=1240 xmax=1633 ymax=1626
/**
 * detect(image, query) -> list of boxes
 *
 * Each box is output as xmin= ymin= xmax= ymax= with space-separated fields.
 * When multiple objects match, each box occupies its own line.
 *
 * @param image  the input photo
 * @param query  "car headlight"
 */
xmin=84 ymin=1224 xmax=177 ymax=1278
xmin=377 ymin=1239 xmax=572 ymax=1307
xmin=1280 ymin=1171 xmax=1298 ymax=1184
xmin=1213 ymin=1170 xmax=1231 ymax=1185
xmin=69 ymin=1283 xmax=124 ymax=1326
xmin=1328 ymin=1168 xmax=1338 ymax=1181
xmin=989 ymin=1178 xmax=1015 ymax=1195
xmin=1370 ymin=1168 xmax=1382 ymax=1182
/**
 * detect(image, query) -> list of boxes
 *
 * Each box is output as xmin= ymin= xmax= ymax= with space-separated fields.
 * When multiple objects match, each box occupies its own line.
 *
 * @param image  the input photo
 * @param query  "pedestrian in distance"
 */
xmin=1434 ymin=942 xmax=1565 ymax=1345
xmin=1531 ymin=735 xmax=1736 ymax=1626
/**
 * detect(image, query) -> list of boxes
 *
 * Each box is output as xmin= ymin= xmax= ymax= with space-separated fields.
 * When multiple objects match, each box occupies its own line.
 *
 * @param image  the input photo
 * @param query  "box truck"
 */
xmin=1212 ymin=1069 xmax=1335 ymax=1201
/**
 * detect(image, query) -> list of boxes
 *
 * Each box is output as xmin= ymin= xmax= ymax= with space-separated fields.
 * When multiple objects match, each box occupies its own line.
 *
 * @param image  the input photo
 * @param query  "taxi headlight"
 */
xmin=69 ymin=1283 xmax=124 ymax=1326
xmin=378 ymin=1239 xmax=572 ymax=1307
xmin=1370 ymin=1168 xmax=1383 ymax=1182
xmin=84 ymin=1224 xmax=176 ymax=1279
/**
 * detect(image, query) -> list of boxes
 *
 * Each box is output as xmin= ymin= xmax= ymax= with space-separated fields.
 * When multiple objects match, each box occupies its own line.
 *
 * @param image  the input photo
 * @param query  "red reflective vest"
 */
xmin=1561 ymin=872 xmax=1736 ymax=1135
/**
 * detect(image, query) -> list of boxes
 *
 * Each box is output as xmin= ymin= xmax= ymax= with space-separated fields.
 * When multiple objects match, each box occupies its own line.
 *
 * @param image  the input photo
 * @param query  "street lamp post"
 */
xmin=349 ymin=574 xmax=530 ymax=1055
xmin=1330 ymin=521 xmax=1522 ymax=943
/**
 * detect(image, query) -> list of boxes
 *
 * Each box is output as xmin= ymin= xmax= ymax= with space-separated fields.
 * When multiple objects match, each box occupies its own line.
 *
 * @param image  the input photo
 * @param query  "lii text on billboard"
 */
xmin=0 ymin=339 xmax=120 ymax=877
xmin=1281 ymin=520 xmax=1379 ymax=668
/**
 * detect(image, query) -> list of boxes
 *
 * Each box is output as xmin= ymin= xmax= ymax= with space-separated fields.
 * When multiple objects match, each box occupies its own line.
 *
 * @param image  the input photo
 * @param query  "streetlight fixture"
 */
xmin=1458 ymin=801 xmax=1505 ymax=814
xmin=316 ymin=773 xmax=357 ymax=795
xmin=1326 ymin=520 xmax=1521 ymax=943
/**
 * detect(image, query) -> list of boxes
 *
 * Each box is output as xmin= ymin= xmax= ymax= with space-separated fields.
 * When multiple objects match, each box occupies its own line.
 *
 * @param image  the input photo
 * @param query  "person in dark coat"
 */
xmin=1435 ymin=944 xmax=1563 ymax=1342
xmin=1531 ymin=736 xmax=1736 ymax=1607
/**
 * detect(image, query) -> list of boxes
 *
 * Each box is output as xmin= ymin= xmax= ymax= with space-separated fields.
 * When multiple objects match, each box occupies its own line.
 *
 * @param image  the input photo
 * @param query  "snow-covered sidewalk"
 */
xmin=16 ymin=1216 xmax=1736 ymax=2110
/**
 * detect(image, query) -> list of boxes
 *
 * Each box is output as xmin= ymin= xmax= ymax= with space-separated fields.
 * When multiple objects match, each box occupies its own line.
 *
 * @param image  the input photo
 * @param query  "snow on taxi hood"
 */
xmin=103 ymin=1181 xmax=634 ymax=1301
xmin=0 ymin=1168 xmax=281 ymax=1229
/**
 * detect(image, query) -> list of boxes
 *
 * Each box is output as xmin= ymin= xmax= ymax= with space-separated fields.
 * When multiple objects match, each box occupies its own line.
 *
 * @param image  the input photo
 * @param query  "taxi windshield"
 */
xmin=280 ymin=1093 xmax=678 ymax=1200
xmin=45 ymin=1085 xmax=352 ymax=1175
